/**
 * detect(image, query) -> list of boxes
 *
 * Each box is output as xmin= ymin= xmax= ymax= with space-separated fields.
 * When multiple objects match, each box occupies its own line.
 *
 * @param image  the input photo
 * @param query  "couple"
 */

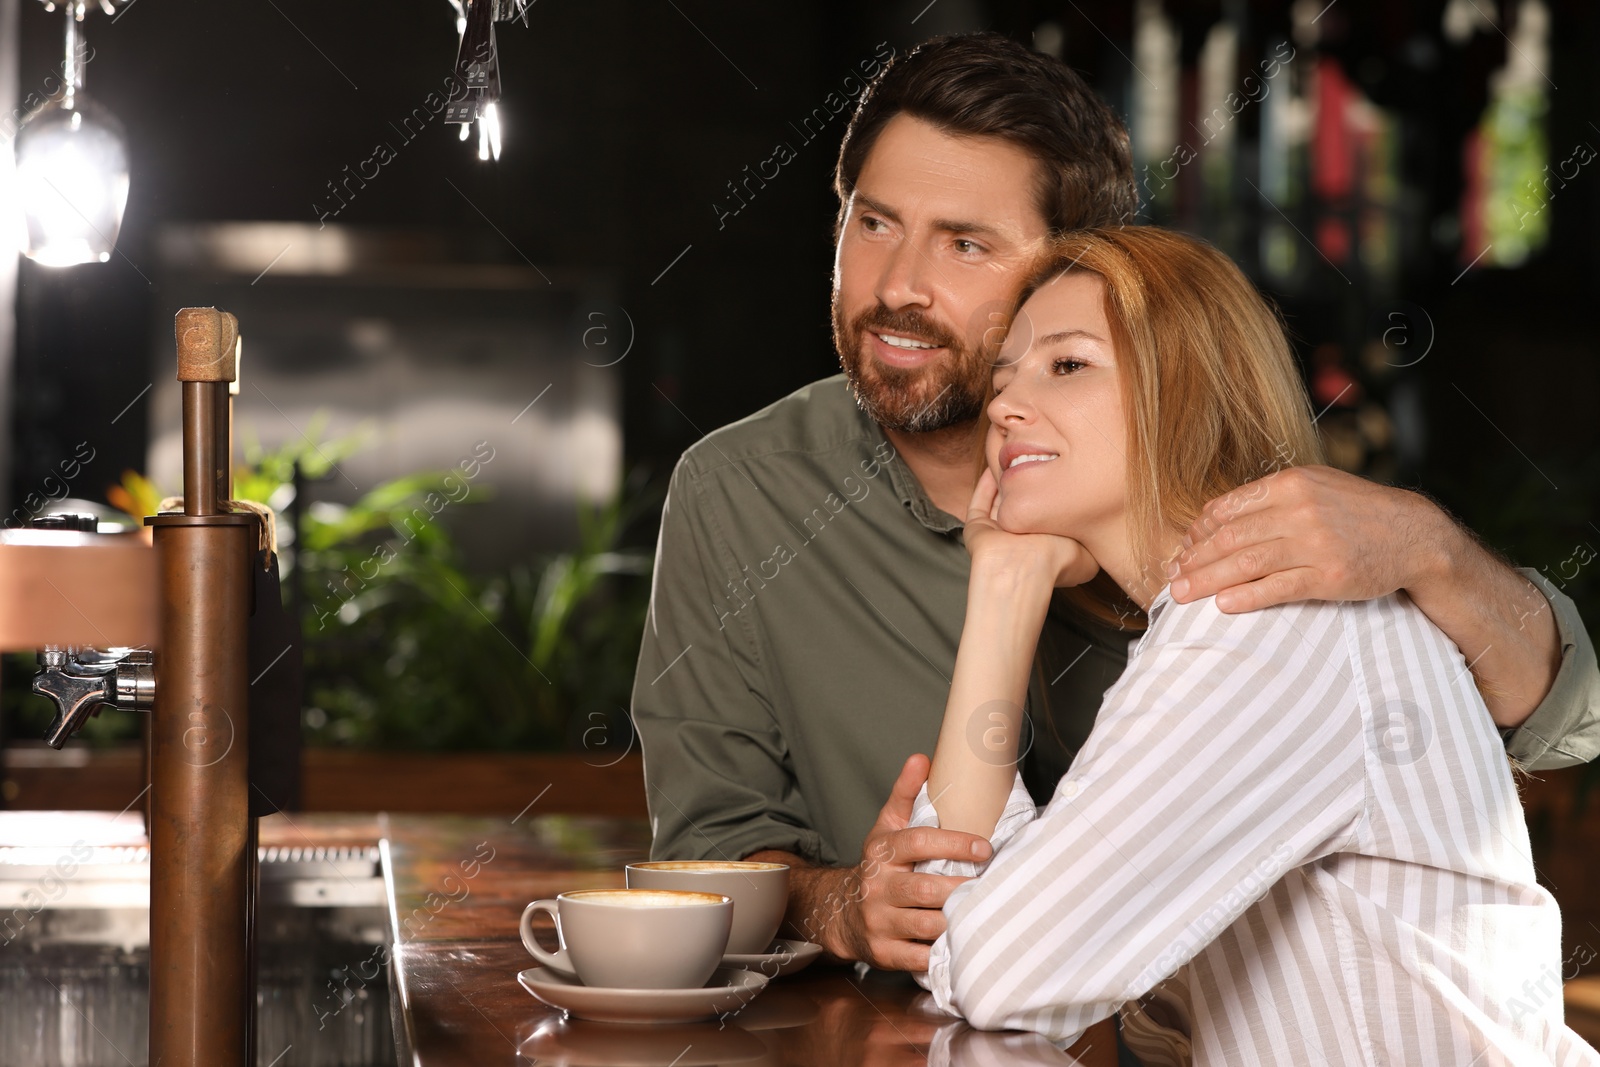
xmin=632 ymin=32 xmax=1600 ymax=1063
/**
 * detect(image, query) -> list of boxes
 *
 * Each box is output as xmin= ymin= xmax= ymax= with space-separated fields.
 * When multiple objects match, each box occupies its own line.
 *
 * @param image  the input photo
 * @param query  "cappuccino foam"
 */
xmin=631 ymin=861 xmax=786 ymax=872
xmin=565 ymin=889 xmax=726 ymax=907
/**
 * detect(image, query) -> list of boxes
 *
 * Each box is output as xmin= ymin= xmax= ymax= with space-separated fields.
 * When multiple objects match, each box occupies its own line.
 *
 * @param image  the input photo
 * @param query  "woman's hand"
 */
xmin=962 ymin=467 xmax=1098 ymax=590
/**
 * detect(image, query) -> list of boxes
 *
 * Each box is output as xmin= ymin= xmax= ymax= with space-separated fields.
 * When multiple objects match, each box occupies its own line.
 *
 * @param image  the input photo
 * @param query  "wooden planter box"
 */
xmin=300 ymin=748 xmax=646 ymax=817
xmin=1 ymin=744 xmax=645 ymax=819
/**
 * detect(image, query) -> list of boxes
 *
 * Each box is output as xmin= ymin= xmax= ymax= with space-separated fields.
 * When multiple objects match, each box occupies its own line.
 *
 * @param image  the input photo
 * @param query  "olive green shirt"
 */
xmin=632 ymin=375 xmax=1600 ymax=867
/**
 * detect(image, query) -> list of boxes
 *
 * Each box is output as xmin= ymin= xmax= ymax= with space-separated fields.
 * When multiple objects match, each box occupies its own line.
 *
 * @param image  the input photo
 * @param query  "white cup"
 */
xmin=626 ymin=861 xmax=790 ymax=954
xmin=519 ymin=888 xmax=732 ymax=989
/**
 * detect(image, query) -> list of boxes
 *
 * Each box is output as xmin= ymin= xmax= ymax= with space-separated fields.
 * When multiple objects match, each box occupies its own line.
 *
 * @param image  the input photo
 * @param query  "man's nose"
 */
xmin=874 ymin=240 xmax=933 ymax=311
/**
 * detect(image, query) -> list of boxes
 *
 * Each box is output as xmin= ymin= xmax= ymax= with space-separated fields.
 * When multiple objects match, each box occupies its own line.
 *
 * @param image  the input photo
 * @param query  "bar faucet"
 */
xmin=25 ymin=515 xmax=156 ymax=748
xmin=17 ymin=308 xmax=262 ymax=1066
xmin=33 ymin=646 xmax=155 ymax=748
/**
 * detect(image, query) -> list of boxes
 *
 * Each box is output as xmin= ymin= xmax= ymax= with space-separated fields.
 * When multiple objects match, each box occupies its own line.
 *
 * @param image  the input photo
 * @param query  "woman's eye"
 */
xmin=1052 ymin=358 xmax=1087 ymax=375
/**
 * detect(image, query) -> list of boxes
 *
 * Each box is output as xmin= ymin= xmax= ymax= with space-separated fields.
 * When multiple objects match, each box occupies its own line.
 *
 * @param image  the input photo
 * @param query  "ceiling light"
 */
xmin=14 ymin=0 xmax=130 ymax=267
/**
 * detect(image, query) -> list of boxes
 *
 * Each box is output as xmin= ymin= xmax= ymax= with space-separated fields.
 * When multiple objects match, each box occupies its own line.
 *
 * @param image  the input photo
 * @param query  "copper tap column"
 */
xmin=147 ymin=308 xmax=258 ymax=1066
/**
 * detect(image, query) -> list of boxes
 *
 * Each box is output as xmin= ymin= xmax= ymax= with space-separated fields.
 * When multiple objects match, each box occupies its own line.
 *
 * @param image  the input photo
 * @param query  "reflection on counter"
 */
xmin=518 ymin=1016 xmax=773 ymax=1067
xmin=512 ymin=978 xmax=1090 ymax=1067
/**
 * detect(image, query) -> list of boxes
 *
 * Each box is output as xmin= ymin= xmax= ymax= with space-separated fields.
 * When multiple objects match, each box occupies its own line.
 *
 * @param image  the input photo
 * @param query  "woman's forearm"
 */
xmin=927 ymin=564 xmax=1054 ymax=837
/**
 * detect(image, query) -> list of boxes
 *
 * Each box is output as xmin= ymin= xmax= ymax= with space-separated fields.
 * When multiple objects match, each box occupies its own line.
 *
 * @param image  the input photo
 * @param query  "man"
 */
xmin=631 ymin=32 xmax=1600 ymax=975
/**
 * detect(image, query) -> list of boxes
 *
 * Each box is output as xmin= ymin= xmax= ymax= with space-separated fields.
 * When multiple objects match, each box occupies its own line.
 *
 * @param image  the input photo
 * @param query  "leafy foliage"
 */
xmin=9 ymin=426 xmax=654 ymax=753
xmin=272 ymin=437 xmax=655 ymax=751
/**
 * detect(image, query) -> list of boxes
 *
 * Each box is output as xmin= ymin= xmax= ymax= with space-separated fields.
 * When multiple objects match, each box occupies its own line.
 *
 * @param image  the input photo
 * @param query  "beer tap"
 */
xmin=12 ymin=307 xmax=300 ymax=1067
xmin=33 ymin=645 xmax=154 ymax=748
xmin=18 ymin=510 xmax=155 ymax=746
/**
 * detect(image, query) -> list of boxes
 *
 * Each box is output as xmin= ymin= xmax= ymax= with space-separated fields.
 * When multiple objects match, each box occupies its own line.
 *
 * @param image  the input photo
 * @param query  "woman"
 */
xmin=910 ymin=227 xmax=1596 ymax=1065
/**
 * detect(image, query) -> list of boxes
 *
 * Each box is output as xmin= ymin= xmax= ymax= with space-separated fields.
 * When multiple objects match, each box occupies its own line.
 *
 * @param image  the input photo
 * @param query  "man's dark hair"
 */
xmin=835 ymin=32 xmax=1136 ymax=234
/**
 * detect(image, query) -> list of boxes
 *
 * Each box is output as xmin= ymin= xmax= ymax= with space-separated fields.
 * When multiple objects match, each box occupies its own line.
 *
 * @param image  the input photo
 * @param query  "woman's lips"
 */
xmin=998 ymin=441 xmax=1062 ymax=477
xmin=999 ymin=459 xmax=1059 ymax=483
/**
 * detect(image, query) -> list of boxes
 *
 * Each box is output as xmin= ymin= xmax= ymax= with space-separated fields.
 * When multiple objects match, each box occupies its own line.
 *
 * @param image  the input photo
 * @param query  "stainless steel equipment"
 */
xmin=33 ymin=648 xmax=155 ymax=749
xmin=0 ymin=825 xmax=391 ymax=1066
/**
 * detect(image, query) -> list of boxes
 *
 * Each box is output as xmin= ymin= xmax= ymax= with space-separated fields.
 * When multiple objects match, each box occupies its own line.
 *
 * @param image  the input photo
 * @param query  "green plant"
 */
xmin=9 ymin=423 xmax=657 ymax=753
xmin=269 ymin=438 xmax=655 ymax=751
xmin=512 ymin=469 xmax=656 ymax=737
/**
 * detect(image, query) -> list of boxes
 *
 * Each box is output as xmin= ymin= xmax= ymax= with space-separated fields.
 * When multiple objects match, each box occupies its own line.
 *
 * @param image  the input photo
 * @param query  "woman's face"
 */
xmin=985 ymin=272 xmax=1129 ymax=551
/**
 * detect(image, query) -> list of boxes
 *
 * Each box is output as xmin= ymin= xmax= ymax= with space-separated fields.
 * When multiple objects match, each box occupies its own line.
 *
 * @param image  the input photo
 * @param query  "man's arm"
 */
xmin=1495 ymin=570 xmax=1600 ymax=768
xmin=632 ymin=458 xmax=824 ymax=863
xmin=1171 ymin=466 xmax=1600 ymax=765
xmin=639 ymin=457 xmax=994 ymax=967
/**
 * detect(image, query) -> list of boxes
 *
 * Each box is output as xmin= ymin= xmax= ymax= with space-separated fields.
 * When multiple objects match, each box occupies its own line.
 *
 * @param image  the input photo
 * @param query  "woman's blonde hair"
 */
xmin=994 ymin=226 xmax=1325 ymax=628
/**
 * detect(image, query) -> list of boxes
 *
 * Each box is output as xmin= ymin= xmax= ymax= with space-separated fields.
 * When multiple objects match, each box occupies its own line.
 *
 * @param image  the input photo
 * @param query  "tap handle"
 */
xmin=33 ymin=668 xmax=113 ymax=749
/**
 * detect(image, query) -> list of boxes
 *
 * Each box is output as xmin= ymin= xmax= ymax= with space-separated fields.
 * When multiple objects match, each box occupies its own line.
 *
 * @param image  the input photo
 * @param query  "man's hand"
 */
xmin=754 ymin=755 xmax=992 ymax=972
xmin=831 ymin=754 xmax=993 ymax=971
xmin=1172 ymin=464 xmax=1562 ymax=727
xmin=1170 ymin=465 xmax=1430 ymax=612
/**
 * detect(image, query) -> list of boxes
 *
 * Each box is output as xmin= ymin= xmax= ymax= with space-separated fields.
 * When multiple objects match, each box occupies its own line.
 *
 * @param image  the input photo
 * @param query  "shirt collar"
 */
xmin=1131 ymin=586 xmax=1175 ymax=655
xmin=856 ymin=407 xmax=965 ymax=536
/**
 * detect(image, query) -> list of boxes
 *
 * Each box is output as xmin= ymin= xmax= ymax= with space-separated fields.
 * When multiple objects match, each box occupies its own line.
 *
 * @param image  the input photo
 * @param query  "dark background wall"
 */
xmin=9 ymin=0 xmax=1599 ymax=578
xmin=11 ymin=0 xmax=893 ymax=514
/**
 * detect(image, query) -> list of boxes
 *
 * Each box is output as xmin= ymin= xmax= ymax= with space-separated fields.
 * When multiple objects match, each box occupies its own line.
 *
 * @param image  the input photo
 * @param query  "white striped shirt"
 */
xmin=913 ymin=589 xmax=1600 ymax=1065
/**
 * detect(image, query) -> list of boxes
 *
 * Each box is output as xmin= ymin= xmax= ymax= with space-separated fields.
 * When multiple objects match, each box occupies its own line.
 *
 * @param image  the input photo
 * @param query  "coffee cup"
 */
xmin=519 ymin=889 xmax=732 ymax=990
xmin=625 ymin=861 xmax=790 ymax=955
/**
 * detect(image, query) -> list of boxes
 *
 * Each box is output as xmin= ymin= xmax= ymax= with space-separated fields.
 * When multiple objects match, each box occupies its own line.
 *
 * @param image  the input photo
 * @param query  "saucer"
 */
xmin=721 ymin=939 xmax=823 ymax=979
xmin=518 ymin=965 xmax=769 ymax=1024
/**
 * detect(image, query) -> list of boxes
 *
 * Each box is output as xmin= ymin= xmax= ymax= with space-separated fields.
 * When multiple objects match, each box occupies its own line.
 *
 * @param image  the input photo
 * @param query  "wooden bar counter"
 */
xmin=10 ymin=808 xmax=1595 ymax=1060
xmin=369 ymin=812 xmax=1114 ymax=1066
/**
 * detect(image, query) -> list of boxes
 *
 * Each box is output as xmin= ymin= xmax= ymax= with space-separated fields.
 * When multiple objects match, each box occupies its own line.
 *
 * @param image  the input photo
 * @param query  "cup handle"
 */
xmin=519 ymin=900 xmax=577 ymax=978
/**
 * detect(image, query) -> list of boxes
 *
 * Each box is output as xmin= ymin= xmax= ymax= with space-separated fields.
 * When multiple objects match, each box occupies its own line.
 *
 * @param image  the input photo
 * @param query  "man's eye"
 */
xmin=862 ymin=216 xmax=886 ymax=232
xmin=953 ymin=239 xmax=981 ymax=254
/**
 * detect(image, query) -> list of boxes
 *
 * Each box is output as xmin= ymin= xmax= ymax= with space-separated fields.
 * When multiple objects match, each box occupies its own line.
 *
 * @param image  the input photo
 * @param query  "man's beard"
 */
xmin=833 ymin=300 xmax=990 ymax=434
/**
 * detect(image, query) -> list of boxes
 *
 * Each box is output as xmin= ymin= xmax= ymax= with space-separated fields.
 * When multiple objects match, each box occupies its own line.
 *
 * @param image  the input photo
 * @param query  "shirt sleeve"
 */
xmin=908 ymin=773 xmax=1040 ymax=879
xmin=631 ymin=456 xmax=825 ymax=864
xmin=915 ymin=597 xmax=1369 ymax=1044
xmin=908 ymin=774 xmax=1038 ymax=1008
xmin=1502 ymin=569 xmax=1600 ymax=769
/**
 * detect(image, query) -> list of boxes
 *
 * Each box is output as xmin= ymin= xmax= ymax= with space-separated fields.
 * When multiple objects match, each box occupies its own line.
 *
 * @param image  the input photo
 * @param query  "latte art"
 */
xmin=631 ymin=861 xmax=787 ymax=873
xmin=565 ymin=889 xmax=725 ymax=907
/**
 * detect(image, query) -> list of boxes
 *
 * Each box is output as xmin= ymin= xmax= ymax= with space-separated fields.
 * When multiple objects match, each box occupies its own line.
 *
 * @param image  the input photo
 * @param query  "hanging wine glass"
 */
xmin=14 ymin=0 xmax=131 ymax=267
